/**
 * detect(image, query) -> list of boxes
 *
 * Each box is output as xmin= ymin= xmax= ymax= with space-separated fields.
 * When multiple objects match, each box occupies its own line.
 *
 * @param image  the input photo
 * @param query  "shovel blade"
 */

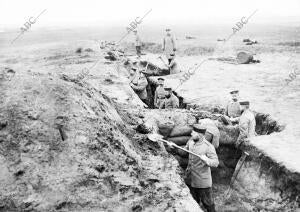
xmin=147 ymin=133 xmax=163 ymax=142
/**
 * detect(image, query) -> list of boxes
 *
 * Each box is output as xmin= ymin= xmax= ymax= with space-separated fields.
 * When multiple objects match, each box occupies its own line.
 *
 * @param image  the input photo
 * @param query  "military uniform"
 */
xmin=159 ymin=94 xmax=179 ymax=109
xmin=134 ymin=34 xmax=142 ymax=57
xmin=199 ymin=119 xmax=220 ymax=149
xmin=163 ymin=33 xmax=176 ymax=60
xmin=225 ymin=100 xmax=241 ymax=118
xmin=185 ymin=136 xmax=219 ymax=212
xmin=236 ymin=109 xmax=256 ymax=147
xmin=154 ymin=85 xmax=166 ymax=108
xmin=130 ymin=73 xmax=148 ymax=101
xmin=221 ymin=100 xmax=241 ymax=125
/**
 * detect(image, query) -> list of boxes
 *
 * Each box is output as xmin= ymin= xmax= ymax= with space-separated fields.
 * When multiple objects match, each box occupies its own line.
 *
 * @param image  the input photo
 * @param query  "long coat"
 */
xmin=238 ymin=109 xmax=256 ymax=139
xmin=163 ymin=35 xmax=176 ymax=59
xmin=225 ymin=100 xmax=241 ymax=118
xmin=185 ymin=138 xmax=219 ymax=188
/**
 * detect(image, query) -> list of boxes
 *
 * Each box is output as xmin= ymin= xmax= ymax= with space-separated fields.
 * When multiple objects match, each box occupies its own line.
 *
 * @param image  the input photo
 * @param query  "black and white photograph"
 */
xmin=0 ymin=0 xmax=299 ymax=211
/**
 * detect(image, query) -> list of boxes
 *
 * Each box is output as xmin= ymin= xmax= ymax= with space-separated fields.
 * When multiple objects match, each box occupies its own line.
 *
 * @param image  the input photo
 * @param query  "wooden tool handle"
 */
xmin=158 ymin=138 xmax=205 ymax=161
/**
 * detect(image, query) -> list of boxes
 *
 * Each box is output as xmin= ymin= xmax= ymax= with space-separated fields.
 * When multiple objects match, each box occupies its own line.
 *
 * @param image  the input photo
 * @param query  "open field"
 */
xmin=0 ymin=24 xmax=299 ymax=211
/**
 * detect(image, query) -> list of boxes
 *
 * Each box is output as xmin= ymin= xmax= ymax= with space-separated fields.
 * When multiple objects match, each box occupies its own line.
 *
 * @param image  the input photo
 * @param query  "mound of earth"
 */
xmin=0 ymin=62 xmax=200 ymax=211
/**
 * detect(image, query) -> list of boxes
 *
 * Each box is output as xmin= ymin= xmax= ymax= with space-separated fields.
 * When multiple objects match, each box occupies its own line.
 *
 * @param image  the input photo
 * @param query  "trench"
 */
xmin=119 ymin=58 xmax=299 ymax=211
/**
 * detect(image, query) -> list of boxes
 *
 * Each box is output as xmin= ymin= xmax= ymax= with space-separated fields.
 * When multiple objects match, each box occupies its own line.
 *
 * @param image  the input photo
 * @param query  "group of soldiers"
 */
xmin=168 ymin=91 xmax=256 ymax=212
xmin=129 ymin=28 xmax=181 ymax=108
xmin=130 ymin=29 xmax=256 ymax=212
xmin=133 ymin=28 xmax=180 ymax=74
xmin=129 ymin=67 xmax=180 ymax=109
xmin=222 ymin=90 xmax=256 ymax=147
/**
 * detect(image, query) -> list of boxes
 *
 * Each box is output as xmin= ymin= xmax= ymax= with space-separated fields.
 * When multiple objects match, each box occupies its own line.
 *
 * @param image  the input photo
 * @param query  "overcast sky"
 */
xmin=0 ymin=0 xmax=300 ymax=28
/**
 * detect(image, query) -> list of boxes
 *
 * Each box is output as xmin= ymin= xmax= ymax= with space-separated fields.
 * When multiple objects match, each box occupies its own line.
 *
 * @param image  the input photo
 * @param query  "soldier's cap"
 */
xmin=157 ymin=77 xmax=165 ymax=81
xmin=131 ymin=66 xmax=137 ymax=70
xmin=170 ymin=53 xmax=175 ymax=56
xmin=192 ymin=124 xmax=206 ymax=134
xmin=166 ymin=28 xmax=171 ymax=31
xmin=230 ymin=90 xmax=239 ymax=94
xmin=164 ymin=87 xmax=172 ymax=91
xmin=239 ymin=101 xmax=250 ymax=106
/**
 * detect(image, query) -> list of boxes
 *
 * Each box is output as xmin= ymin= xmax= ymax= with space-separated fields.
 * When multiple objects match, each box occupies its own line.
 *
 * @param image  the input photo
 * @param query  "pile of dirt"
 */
xmin=0 ymin=70 xmax=200 ymax=211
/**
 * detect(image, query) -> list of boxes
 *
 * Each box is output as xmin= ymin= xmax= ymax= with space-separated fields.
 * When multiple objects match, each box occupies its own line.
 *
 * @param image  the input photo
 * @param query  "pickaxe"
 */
xmin=224 ymin=151 xmax=249 ymax=199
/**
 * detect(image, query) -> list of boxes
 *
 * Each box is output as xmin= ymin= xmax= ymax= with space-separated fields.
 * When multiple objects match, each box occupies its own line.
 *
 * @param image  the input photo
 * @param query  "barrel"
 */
xmin=237 ymin=52 xmax=253 ymax=64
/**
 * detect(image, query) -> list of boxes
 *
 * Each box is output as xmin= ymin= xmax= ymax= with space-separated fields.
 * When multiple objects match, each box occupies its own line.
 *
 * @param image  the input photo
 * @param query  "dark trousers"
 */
xmin=136 ymin=46 xmax=141 ymax=56
xmin=190 ymin=187 xmax=216 ymax=212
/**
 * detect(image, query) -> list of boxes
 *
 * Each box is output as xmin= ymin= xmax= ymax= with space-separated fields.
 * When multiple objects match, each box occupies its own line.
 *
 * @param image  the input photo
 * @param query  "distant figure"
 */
xmin=133 ymin=30 xmax=142 ymax=58
xmin=236 ymin=101 xmax=256 ymax=147
xmin=168 ymin=53 xmax=181 ymax=74
xmin=159 ymin=87 xmax=179 ymax=109
xmin=222 ymin=90 xmax=241 ymax=125
xmin=130 ymin=66 xmax=148 ymax=105
xmin=162 ymin=28 xmax=176 ymax=64
xmin=154 ymin=78 xmax=166 ymax=108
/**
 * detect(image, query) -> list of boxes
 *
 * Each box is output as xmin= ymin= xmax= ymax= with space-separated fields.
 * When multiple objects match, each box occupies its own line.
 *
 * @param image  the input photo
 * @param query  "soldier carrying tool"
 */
xmin=173 ymin=124 xmax=219 ymax=212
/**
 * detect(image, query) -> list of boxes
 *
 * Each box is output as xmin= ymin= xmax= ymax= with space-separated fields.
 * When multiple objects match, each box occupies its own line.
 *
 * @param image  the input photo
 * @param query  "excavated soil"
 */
xmin=0 ymin=67 xmax=200 ymax=211
xmin=1 ymin=39 xmax=299 ymax=212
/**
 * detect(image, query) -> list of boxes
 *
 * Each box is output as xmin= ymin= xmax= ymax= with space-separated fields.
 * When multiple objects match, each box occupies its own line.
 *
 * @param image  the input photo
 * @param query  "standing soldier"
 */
xmin=154 ymin=78 xmax=166 ymax=108
xmin=222 ymin=90 xmax=242 ymax=125
xmin=159 ymin=87 xmax=179 ymax=109
xmin=130 ymin=66 xmax=148 ymax=105
xmin=133 ymin=30 xmax=142 ymax=58
xmin=236 ymin=101 xmax=256 ymax=147
xmin=162 ymin=28 xmax=177 ymax=65
xmin=199 ymin=119 xmax=220 ymax=149
xmin=176 ymin=124 xmax=219 ymax=212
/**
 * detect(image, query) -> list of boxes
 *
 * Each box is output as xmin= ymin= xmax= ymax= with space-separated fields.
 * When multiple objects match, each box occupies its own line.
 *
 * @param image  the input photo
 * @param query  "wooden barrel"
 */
xmin=237 ymin=52 xmax=253 ymax=64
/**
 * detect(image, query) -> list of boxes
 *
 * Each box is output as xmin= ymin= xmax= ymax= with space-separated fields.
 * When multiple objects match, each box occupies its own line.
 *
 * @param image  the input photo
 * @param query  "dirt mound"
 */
xmin=0 ymin=70 xmax=200 ymax=211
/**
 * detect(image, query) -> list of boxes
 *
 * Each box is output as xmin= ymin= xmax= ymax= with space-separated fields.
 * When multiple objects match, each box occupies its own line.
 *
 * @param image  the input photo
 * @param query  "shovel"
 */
xmin=147 ymin=133 xmax=207 ymax=163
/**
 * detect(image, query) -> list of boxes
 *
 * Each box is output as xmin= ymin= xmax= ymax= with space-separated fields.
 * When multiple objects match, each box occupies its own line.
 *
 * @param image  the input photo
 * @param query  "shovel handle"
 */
xmin=158 ymin=138 xmax=206 ymax=162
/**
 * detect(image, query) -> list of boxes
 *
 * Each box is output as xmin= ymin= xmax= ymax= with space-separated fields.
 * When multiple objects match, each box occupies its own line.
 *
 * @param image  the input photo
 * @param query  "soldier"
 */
xmin=130 ymin=66 xmax=149 ymax=105
xmin=159 ymin=87 xmax=179 ymax=109
xmin=199 ymin=119 xmax=220 ymax=149
xmin=236 ymin=101 xmax=256 ymax=147
xmin=168 ymin=53 xmax=181 ymax=74
xmin=154 ymin=78 xmax=166 ymax=108
xmin=178 ymin=124 xmax=219 ymax=212
xmin=162 ymin=28 xmax=176 ymax=64
xmin=133 ymin=30 xmax=142 ymax=58
xmin=222 ymin=90 xmax=242 ymax=125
